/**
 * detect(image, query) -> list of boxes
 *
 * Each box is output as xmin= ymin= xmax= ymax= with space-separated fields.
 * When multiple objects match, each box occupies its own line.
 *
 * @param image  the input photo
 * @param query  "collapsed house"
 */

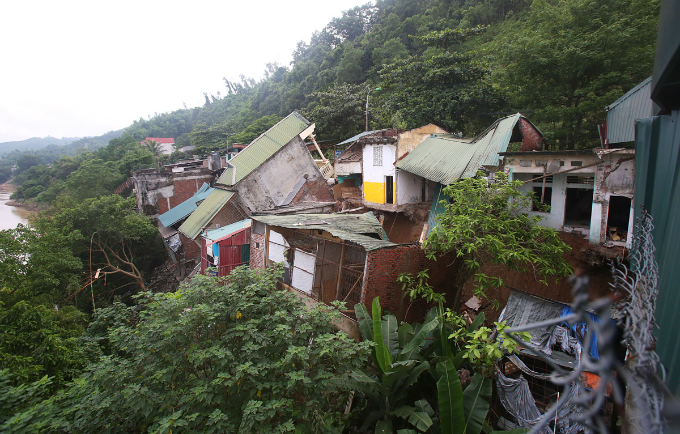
xmin=333 ymin=124 xmax=448 ymax=243
xmin=495 ymin=290 xmax=615 ymax=433
xmin=501 ymin=148 xmax=635 ymax=250
xmin=248 ymin=212 xmax=460 ymax=323
xmin=395 ymin=113 xmax=544 ymax=237
xmin=176 ymin=112 xmax=335 ymax=263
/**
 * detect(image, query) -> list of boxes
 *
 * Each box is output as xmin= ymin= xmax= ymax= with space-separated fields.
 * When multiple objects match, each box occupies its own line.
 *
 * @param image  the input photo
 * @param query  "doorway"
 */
xmin=385 ymin=176 xmax=394 ymax=204
xmin=564 ymin=188 xmax=593 ymax=227
xmin=606 ymin=196 xmax=632 ymax=242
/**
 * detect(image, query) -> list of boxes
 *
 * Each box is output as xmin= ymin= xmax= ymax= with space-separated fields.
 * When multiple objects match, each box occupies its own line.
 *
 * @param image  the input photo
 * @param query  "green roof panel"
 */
xmin=217 ymin=112 xmax=312 ymax=186
xmin=178 ymin=189 xmax=235 ymax=240
xmin=251 ymin=212 xmax=396 ymax=251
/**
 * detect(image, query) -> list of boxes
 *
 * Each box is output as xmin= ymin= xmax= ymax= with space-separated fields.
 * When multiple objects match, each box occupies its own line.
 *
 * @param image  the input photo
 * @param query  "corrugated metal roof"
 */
xmin=251 ymin=212 xmax=396 ymax=251
xmin=395 ymin=136 xmax=477 ymax=185
xmin=336 ymin=129 xmax=391 ymax=146
xmin=396 ymin=113 xmax=540 ymax=183
xmin=158 ymin=183 xmax=213 ymax=227
xmin=203 ymin=219 xmax=251 ymax=245
xmin=178 ymin=189 xmax=236 ymax=240
xmin=216 ymin=112 xmax=312 ymax=186
xmin=606 ymin=76 xmax=653 ymax=144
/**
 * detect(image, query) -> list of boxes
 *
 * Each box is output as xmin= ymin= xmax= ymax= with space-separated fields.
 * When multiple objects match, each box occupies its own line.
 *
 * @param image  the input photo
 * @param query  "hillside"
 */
xmin=0 ymin=136 xmax=78 ymax=155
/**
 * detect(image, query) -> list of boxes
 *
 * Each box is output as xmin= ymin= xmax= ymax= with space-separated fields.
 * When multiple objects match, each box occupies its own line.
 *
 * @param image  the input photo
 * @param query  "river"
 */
xmin=0 ymin=183 xmax=33 ymax=230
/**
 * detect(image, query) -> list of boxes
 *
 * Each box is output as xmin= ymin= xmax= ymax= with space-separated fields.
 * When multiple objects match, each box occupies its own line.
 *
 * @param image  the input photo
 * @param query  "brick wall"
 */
xmin=519 ymin=118 xmax=543 ymax=152
xmin=179 ymin=232 xmax=201 ymax=261
xmin=208 ymin=197 xmax=250 ymax=230
xmin=291 ymin=179 xmax=335 ymax=204
xmin=363 ymin=246 xmax=460 ymax=323
xmin=170 ymin=176 xmax=214 ymax=209
xmin=250 ymin=233 xmax=266 ymax=269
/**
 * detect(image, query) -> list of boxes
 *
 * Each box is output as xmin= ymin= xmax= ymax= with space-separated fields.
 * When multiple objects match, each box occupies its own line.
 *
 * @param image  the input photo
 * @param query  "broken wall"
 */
xmin=362 ymin=246 xmax=460 ymax=323
xmin=235 ymin=136 xmax=333 ymax=212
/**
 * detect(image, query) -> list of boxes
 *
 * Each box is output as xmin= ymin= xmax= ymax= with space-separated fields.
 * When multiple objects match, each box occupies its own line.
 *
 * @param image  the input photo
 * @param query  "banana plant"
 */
xmin=343 ymin=297 xmax=439 ymax=433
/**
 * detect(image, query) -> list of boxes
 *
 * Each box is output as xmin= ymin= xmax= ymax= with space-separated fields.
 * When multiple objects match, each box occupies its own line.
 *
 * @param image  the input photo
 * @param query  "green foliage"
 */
xmin=378 ymin=26 xmax=504 ymax=134
xmin=0 ymin=225 xmax=82 ymax=302
xmin=425 ymin=172 xmax=572 ymax=300
xmin=348 ymin=297 xmax=435 ymax=433
xmin=35 ymin=195 xmax=164 ymax=296
xmin=488 ymin=0 xmax=659 ymax=149
xmin=352 ymin=299 xmax=525 ymax=434
xmin=0 ymin=302 xmax=93 ymax=391
xmin=64 ymin=159 xmax=127 ymax=201
xmin=304 ymin=83 xmax=373 ymax=143
xmin=5 ymin=266 xmax=369 ymax=433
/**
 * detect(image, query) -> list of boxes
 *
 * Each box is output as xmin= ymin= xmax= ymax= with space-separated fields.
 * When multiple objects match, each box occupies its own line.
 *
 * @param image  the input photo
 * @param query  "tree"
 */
xmin=64 ymin=159 xmax=127 ymax=201
xmin=304 ymin=83 xmax=373 ymax=142
xmin=0 ymin=225 xmax=82 ymax=303
xmin=15 ymin=154 xmax=42 ymax=173
xmin=0 ymin=302 xmax=93 ymax=391
xmin=378 ymin=26 xmax=505 ymax=134
xmin=35 ymin=195 xmax=164 ymax=298
xmin=4 ymin=266 xmax=369 ymax=433
xmin=425 ymin=173 xmax=572 ymax=306
xmin=489 ymin=0 xmax=659 ymax=149
xmin=142 ymin=139 xmax=163 ymax=158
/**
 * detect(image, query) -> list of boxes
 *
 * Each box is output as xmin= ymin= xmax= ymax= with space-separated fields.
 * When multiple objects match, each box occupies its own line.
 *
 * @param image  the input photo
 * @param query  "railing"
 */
xmin=316 ymin=160 xmax=334 ymax=179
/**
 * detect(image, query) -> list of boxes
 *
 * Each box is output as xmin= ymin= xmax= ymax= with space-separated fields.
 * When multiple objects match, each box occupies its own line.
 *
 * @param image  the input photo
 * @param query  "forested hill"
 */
xmin=2 ymin=0 xmax=658 ymax=188
xmin=123 ymin=0 xmax=657 ymax=154
xmin=0 ymin=136 xmax=78 ymax=155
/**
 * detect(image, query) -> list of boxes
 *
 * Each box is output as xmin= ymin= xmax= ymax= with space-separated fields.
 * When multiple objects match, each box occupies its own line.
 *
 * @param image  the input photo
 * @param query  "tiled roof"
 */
xmin=143 ymin=137 xmax=175 ymax=143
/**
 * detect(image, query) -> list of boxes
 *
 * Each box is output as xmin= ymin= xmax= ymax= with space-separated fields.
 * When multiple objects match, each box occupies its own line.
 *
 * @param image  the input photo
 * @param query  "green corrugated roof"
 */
xmin=251 ymin=212 xmax=396 ymax=251
xmin=178 ymin=189 xmax=236 ymax=240
xmin=395 ymin=136 xmax=476 ymax=185
xmin=396 ymin=113 xmax=542 ymax=184
xmin=216 ymin=112 xmax=312 ymax=186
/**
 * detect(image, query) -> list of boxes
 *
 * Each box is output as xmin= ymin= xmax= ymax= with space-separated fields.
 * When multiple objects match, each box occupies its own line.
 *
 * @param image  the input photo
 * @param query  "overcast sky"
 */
xmin=0 ymin=0 xmax=366 ymax=143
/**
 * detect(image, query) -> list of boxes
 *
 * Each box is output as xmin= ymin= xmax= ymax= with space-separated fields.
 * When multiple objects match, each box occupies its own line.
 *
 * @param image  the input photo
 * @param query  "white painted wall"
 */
xmin=396 ymin=169 xmax=423 ymax=205
xmin=363 ymin=144 xmax=396 ymax=183
xmin=335 ymin=161 xmax=362 ymax=176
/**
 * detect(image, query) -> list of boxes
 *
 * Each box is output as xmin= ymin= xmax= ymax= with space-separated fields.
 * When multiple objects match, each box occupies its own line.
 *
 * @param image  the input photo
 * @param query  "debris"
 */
xmin=465 ymin=295 xmax=482 ymax=311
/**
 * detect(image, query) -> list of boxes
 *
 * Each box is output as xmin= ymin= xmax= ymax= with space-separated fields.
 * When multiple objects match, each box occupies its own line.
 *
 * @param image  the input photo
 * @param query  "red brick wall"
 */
xmin=179 ymin=232 xmax=201 ymax=261
xmin=170 ymin=176 xmax=213 ymax=209
xmin=158 ymin=199 xmax=170 ymax=215
xmin=519 ymin=118 xmax=543 ymax=152
xmin=291 ymin=179 xmax=335 ymax=204
xmin=363 ymin=246 xmax=460 ymax=323
xmin=250 ymin=233 xmax=266 ymax=270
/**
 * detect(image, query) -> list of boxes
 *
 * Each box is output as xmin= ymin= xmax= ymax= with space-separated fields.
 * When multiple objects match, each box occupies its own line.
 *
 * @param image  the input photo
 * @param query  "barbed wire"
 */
xmin=504 ymin=210 xmax=667 ymax=434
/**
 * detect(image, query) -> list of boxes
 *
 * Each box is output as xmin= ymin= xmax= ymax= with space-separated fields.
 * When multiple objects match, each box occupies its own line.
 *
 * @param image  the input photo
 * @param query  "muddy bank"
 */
xmin=0 ymin=182 xmax=35 ymax=229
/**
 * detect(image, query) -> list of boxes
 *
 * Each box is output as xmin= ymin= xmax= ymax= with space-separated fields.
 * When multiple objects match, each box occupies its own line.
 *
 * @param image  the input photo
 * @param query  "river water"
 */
xmin=0 ymin=183 xmax=32 ymax=230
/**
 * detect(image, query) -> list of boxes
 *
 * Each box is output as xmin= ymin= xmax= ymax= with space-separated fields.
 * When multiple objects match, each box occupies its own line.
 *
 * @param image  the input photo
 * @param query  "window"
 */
xmin=570 ymin=161 xmax=583 ymax=166
xmin=532 ymin=187 xmax=552 ymax=211
xmin=373 ymin=146 xmax=383 ymax=166
xmin=567 ymin=175 xmax=595 ymax=185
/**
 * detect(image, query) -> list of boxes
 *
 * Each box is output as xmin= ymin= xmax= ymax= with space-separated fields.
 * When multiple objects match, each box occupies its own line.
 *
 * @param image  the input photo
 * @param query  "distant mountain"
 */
xmin=0 ymin=136 xmax=79 ymax=155
xmin=0 ymin=129 xmax=124 ymax=163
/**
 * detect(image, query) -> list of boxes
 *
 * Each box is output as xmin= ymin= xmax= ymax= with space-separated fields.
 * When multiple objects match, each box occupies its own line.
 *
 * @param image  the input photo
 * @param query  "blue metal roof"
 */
xmin=158 ymin=183 xmax=213 ymax=227
xmin=336 ymin=129 xmax=392 ymax=146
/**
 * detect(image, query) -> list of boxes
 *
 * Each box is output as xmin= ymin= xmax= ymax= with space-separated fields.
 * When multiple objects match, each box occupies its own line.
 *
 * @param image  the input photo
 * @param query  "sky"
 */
xmin=0 ymin=0 xmax=366 ymax=143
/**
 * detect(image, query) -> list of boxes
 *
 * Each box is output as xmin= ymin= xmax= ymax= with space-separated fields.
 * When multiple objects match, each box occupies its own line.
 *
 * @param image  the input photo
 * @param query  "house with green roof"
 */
xmin=176 ymin=112 xmax=336 ymax=261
